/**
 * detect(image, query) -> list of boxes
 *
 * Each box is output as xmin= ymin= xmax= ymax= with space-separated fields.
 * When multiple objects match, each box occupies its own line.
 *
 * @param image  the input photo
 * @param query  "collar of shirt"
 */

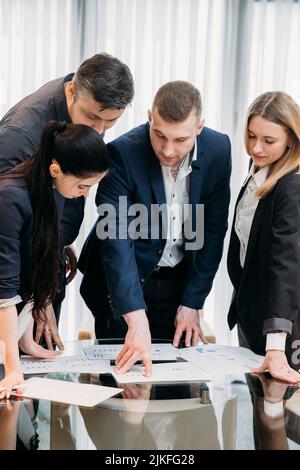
xmin=243 ymin=163 xmax=269 ymax=189
xmin=189 ymin=139 xmax=198 ymax=165
xmin=161 ymin=139 xmax=197 ymax=180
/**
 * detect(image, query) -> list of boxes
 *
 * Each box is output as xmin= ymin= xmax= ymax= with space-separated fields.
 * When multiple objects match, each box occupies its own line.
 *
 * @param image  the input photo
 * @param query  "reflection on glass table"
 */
xmin=0 ymin=340 xmax=299 ymax=450
xmin=246 ymin=373 xmax=300 ymax=450
xmin=70 ymin=376 xmax=237 ymax=450
xmin=0 ymin=396 xmax=40 ymax=450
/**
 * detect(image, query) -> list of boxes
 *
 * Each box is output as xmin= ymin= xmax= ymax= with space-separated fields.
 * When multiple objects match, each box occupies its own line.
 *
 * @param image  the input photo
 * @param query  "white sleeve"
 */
xmin=0 ymin=295 xmax=22 ymax=308
xmin=263 ymin=399 xmax=284 ymax=418
xmin=265 ymin=332 xmax=287 ymax=351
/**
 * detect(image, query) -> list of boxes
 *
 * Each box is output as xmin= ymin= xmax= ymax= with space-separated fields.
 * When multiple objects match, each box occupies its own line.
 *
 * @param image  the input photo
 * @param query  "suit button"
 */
xmin=140 ymin=278 xmax=145 ymax=284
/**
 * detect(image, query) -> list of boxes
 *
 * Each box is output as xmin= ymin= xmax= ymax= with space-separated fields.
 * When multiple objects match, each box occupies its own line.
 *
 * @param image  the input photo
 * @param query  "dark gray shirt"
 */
xmin=0 ymin=75 xmax=84 ymax=246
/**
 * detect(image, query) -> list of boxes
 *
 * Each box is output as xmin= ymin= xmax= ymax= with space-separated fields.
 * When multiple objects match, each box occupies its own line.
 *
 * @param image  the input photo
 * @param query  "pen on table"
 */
xmin=0 ymin=384 xmax=26 ymax=393
xmin=13 ymin=384 xmax=26 ymax=390
xmin=0 ymin=385 xmax=25 ymax=400
xmin=110 ymin=359 xmax=179 ymax=366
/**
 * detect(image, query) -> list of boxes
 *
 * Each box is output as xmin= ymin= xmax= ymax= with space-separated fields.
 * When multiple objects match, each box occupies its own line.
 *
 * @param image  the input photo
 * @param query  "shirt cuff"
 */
xmin=0 ymin=295 xmax=22 ymax=308
xmin=265 ymin=332 xmax=287 ymax=351
xmin=263 ymin=399 xmax=284 ymax=419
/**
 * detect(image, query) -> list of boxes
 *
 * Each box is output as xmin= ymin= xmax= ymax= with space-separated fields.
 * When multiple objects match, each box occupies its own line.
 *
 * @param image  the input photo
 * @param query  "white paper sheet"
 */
xmin=179 ymin=344 xmax=264 ymax=375
xmin=12 ymin=377 xmax=122 ymax=407
xmin=83 ymin=343 xmax=180 ymax=361
xmin=20 ymin=355 xmax=112 ymax=375
xmin=112 ymin=361 xmax=211 ymax=384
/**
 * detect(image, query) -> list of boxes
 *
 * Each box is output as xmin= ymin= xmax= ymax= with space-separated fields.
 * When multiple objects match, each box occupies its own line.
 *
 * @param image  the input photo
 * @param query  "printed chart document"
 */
xmin=84 ymin=343 xmax=180 ymax=361
xmin=12 ymin=378 xmax=122 ymax=407
xmin=112 ymin=361 xmax=211 ymax=384
xmin=21 ymin=355 xmax=112 ymax=375
xmin=179 ymin=344 xmax=264 ymax=375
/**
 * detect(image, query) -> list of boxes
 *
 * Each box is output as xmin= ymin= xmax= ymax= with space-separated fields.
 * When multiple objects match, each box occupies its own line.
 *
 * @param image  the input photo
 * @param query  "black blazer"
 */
xmin=227 ymin=171 xmax=300 ymax=356
xmin=0 ymin=176 xmax=65 ymax=306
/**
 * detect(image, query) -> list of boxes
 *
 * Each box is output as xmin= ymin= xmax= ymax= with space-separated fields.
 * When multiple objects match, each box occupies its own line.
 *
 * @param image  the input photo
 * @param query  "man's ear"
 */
xmin=49 ymin=160 xmax=62 ymax=178
xmin=148 ymin=109 xmax=152 ymax=123
xmin=196 ymin=118 xmax=205 ymax=135
xmin=65 ymin=81 xmax=76 ymax=102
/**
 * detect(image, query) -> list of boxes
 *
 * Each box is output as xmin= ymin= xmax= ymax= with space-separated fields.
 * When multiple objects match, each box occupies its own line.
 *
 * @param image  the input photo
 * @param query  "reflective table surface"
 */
xmin=1 ymin=339 xmax=300 ymax=451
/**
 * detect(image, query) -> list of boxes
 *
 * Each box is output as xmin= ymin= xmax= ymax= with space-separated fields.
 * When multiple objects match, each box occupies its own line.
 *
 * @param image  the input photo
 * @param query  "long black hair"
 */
xmin=3 ymin=121 xmax=110 ymax=320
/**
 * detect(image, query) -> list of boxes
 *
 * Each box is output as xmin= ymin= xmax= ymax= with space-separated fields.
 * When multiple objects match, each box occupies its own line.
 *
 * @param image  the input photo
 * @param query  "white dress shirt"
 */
xmin=235 ymin=164 xmax=286 ymax=352
xmin=0 ymin=295 xmax=22 ymax=308
xmin=158 ymin=142 xmax=197 ymax=268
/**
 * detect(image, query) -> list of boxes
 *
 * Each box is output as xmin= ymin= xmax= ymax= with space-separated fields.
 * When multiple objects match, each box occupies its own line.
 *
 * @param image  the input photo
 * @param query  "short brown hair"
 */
xmin=152 ymin=81 xmax=202 ymax=122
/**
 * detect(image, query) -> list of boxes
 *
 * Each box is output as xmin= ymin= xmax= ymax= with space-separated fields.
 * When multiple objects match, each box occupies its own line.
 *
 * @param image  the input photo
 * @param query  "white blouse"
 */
xmin=235 ymin=164 xmax=269 ymax=267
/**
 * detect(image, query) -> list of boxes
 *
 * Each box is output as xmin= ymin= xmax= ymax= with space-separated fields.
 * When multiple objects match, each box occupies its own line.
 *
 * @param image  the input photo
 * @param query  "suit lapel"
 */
xmin=231 ymin=177 xmax=267 ymax=282
xmin=143 ymin=123 xmax=166 ymax=206
xmin=242 ymin=199 xmax=266 ymax=275
xmin=149 ymin=148 xmax=166 ymax=206
xmin=189 ymin=145 xmax=203 ymax=205
xmin=231 ymin=182 xmax=250 ymax=231
xmin=228 ymin=179 xmax=255 ymax=288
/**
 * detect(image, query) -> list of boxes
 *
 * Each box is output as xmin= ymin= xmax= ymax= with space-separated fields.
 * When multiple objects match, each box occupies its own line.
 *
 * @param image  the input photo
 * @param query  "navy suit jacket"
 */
xmin=79 ymin=123 xmax=231 ymax=319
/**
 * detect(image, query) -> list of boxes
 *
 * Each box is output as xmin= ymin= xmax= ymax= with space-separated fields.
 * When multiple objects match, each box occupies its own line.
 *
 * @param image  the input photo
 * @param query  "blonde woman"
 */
xmin=227 ymin=91 xmax=300 ymax=383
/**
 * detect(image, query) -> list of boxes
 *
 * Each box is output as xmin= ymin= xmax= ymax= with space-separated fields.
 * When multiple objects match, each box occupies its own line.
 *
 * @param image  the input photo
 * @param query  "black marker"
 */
xmin=110 ymin=359 xmax=179 ymax=366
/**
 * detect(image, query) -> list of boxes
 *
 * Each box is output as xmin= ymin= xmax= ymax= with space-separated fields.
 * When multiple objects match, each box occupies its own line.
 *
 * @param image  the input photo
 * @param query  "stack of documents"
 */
xmin=19 ymin=343 xmax=264 ymax=391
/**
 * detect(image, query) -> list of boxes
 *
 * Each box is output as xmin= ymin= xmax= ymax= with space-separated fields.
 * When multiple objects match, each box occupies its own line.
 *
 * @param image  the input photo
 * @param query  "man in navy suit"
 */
xmin=79 ymin=81 xmax=231 ymax=375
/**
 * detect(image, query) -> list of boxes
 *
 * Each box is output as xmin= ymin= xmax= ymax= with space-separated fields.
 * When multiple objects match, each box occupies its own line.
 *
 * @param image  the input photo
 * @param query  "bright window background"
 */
xmin=0 ymin=0 xmax=299 ymax=344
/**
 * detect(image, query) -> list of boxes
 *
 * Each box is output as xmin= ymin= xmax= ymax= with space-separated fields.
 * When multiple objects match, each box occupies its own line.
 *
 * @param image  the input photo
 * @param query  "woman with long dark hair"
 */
xmin=0 ymin=121 xmax=110 ymax=398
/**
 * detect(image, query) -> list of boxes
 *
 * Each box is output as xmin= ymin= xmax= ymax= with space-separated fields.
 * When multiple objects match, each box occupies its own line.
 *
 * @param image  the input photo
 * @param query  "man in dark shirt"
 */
xmin=0 ymin=53 xmax=134 ymax=347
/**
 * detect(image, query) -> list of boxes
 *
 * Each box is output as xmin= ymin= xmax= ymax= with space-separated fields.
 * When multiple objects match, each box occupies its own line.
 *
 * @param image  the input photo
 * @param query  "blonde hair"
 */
xmin=244 ymin=91 xmax=300 ymax=198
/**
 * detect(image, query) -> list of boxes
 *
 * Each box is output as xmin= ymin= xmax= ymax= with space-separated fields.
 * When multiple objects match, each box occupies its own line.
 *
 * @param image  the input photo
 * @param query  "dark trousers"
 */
xmin=95 ymin=261 xmax=186 ymax=341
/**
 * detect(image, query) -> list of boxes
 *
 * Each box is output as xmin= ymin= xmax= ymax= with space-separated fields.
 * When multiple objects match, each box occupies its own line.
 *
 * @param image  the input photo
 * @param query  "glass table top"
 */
xmin=1 ymin=339 xmax=300 ymax=451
